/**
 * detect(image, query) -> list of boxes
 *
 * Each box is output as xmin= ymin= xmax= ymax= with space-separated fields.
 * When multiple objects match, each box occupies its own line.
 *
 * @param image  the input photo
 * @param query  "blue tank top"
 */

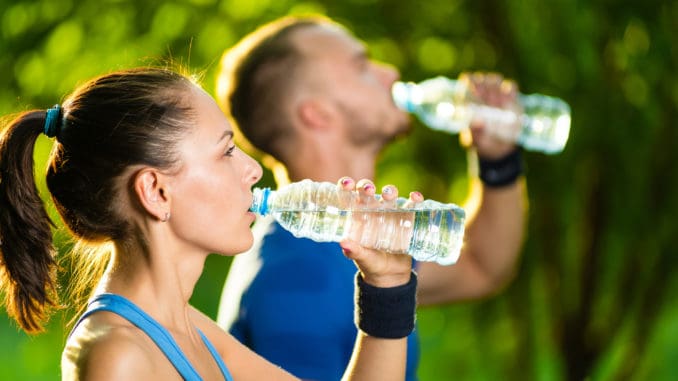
xmin=71 ymin=293 xmax=234 ymax=381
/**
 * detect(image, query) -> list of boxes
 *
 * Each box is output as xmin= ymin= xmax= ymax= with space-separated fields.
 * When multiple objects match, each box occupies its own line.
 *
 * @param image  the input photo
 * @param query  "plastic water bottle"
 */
xmin=392 ymin=76 xmax=571 ymax=154
xmin=250 ymin=179 xmax=466 ymax=265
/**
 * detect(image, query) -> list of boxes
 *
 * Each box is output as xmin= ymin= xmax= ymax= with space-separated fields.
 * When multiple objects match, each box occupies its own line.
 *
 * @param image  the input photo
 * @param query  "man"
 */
xmin=216 ymin=15 xmax=527 ymax=381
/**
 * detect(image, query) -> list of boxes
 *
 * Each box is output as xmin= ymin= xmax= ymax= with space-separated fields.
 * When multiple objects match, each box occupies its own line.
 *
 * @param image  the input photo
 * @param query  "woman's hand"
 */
xmin=336 ymin=177 xmax=422 ymax=288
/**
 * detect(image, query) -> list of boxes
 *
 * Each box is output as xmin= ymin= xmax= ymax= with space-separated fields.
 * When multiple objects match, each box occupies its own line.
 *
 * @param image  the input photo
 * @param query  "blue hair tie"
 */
xmin=44 ymin=104 xmax=62 ymax=138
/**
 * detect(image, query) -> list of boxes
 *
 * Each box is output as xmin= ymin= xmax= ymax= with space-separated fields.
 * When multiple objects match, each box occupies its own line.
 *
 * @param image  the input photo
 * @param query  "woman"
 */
xmin=0 ymin=68 xmax=418 ymax=380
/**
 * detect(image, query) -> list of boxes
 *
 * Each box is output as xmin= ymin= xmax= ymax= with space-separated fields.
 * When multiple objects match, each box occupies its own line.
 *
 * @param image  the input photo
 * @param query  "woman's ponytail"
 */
xmin=0 ymin=111 xmax=58 ymax=333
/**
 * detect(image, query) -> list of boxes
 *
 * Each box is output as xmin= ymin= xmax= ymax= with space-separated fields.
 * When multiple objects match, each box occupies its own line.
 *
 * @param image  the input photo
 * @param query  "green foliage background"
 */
xmin=1 ymin=0 xmax=676 ymax=380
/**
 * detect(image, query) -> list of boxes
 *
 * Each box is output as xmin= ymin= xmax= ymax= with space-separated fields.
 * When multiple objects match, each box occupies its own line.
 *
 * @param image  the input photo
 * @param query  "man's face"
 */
xmin=292 ymin=24 xmax=411 ymax=146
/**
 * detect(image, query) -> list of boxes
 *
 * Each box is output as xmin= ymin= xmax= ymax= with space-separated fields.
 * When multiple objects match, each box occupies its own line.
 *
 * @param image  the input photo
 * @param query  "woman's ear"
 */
xmin=133 ymin=168 xmax=170 ymax=222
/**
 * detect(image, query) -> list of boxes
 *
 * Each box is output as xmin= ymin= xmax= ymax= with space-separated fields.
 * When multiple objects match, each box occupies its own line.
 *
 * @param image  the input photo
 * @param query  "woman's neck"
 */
xmin=95 ymin=238 xmax=206 ymax=332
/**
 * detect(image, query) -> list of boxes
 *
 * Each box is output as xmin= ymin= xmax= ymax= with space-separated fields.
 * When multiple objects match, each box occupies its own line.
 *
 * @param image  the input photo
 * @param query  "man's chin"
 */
xmin=395 ymin=121 xmax=413 ymax=138
xmin=385 ymin=125 xmax=412 ymax=144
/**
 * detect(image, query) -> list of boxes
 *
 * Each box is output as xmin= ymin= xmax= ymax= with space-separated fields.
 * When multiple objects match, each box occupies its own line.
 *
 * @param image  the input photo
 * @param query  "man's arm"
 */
xmin=417 ymin=173 xmax=526 ymax=305
xmin=417 ymin=72 xmax=528 ymax=306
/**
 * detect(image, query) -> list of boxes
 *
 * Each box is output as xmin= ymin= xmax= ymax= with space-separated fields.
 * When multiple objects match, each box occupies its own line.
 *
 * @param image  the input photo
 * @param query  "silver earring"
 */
xmin=162 ymin=212 xmax=170 ymax=222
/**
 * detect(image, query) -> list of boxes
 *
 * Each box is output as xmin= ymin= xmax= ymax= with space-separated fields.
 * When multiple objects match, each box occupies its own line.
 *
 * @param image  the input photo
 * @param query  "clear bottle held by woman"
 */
xmin=392 ymin=76 xmax=571 ymax=154
xmin=250 ymin=179 xmax=466 ymax=266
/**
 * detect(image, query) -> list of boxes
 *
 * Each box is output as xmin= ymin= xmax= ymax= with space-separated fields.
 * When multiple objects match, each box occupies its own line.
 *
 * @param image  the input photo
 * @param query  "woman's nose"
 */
xmin=245 ymin=153 xmax=263 ymax=185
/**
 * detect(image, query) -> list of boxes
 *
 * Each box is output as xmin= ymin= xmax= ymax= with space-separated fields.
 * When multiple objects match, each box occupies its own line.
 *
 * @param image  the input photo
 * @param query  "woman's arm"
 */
xmin=196 ymin=178 xmax=416 ymax=381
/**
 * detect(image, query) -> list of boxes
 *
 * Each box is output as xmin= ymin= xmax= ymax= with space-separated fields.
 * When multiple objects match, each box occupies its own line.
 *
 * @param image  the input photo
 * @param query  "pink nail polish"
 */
xmin=341 ymin=178 xmax=352 ymax=186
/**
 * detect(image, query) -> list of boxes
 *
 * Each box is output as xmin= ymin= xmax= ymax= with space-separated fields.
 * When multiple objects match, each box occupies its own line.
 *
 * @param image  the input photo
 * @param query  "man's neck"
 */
xmin=283 ymin=147 xmax=378 ymax=185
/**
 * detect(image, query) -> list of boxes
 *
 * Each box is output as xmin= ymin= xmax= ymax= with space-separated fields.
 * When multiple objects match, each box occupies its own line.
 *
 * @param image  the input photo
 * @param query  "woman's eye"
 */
xmin=224 ymin=145 xmax=236 ymax=157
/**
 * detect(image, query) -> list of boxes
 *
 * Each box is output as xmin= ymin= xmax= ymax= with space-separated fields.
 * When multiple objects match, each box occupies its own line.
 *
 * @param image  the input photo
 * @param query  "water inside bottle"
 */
xmin=518 ymin=95 xmax=571 ymax=153
xmin=393 ymin=79 xmax=472 ymax=134
xmin=273 ymin=206 xmax=465 ymax=265
xmin=393 ymin=78 xmax=572 ymax=154
xmin=418 ymin=101 xmax=472 ymax=133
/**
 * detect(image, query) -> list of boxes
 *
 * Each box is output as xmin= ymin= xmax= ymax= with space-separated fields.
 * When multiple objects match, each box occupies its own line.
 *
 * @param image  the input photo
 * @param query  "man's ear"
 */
xmin=133 ymin=168 xmax=170 ymax=221
xmin=297 ymin=98 xmax=336 ymax=132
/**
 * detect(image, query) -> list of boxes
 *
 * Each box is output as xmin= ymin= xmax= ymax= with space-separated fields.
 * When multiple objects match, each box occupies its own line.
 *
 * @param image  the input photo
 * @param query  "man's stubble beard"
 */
xmin=339 ymin=103 xmax=412 ymax=151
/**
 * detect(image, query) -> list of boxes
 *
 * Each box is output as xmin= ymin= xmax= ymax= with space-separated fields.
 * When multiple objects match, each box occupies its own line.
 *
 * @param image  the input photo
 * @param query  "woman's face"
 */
xmin=167 ymin=85 xmax=263 ymax=256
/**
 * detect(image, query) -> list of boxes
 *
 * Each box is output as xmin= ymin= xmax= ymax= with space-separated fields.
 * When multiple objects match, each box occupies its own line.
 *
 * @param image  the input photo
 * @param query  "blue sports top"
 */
xmin=71 ymin=293 xmax=234 ymax=381
xmin=226 ymin=221 xmax=420 ymax=381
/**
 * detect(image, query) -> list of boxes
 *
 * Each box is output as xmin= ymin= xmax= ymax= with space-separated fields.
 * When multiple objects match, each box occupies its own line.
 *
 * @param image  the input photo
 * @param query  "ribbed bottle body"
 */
xmin=251 ymin=180 xmax=466 ymax=265
xmin=392 ymin=76 xmax=571 ymax=154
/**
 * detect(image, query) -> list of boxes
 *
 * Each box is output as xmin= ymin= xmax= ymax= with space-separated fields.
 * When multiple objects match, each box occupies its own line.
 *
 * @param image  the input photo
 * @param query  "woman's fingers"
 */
xmin=340 ymin=239 xmax=412 ymax=288
xmin=337 ymin=176 xmax=355 ymax=191
xmin=379 ymin=185 xmax=398 ymax=209
xmin=336 ymin=177 xmax=423 ymax=209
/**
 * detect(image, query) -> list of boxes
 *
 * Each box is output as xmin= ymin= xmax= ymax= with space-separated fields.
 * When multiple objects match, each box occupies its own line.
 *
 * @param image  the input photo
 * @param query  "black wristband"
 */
xmin=355 ymin=272 xmax=417 ymax=339
xmin=478 ymin=148 xmax=524 ymax=187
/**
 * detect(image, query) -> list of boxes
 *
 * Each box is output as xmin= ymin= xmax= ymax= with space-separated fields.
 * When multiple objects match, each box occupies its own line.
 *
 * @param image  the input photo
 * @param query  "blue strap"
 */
xmin=70 ymin=294 xmax=234 ymax=381
xmin=198 ymin=330 xmax=233 ymax=380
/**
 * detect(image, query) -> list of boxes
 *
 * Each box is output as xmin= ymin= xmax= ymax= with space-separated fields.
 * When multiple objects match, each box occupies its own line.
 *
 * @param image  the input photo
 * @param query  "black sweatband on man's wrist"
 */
xmin=355 ymin=271 xmax=417 ymax=339
xmin=478 ymin=148 xmax=524 ymax=187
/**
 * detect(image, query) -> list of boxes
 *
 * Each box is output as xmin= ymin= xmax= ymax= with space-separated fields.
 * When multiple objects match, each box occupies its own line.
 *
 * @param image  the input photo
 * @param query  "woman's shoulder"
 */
xmin=62 ymin=312 xmax=159 ymax=380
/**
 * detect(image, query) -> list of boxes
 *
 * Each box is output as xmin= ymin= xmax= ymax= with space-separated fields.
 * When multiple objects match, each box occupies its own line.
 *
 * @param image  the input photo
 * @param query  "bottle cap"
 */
xmin=391 ymin=81 xmax=415 ymax=112
xmin=250 ymin=187 xmax=271 ymax=215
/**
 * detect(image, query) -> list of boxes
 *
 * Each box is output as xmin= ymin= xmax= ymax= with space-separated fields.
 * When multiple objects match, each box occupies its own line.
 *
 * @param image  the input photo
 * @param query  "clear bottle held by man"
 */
xmin=250 ymin=179 xmax=466 ymax=266
xmin=392 ymin=76 xmax=571 ymax=154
